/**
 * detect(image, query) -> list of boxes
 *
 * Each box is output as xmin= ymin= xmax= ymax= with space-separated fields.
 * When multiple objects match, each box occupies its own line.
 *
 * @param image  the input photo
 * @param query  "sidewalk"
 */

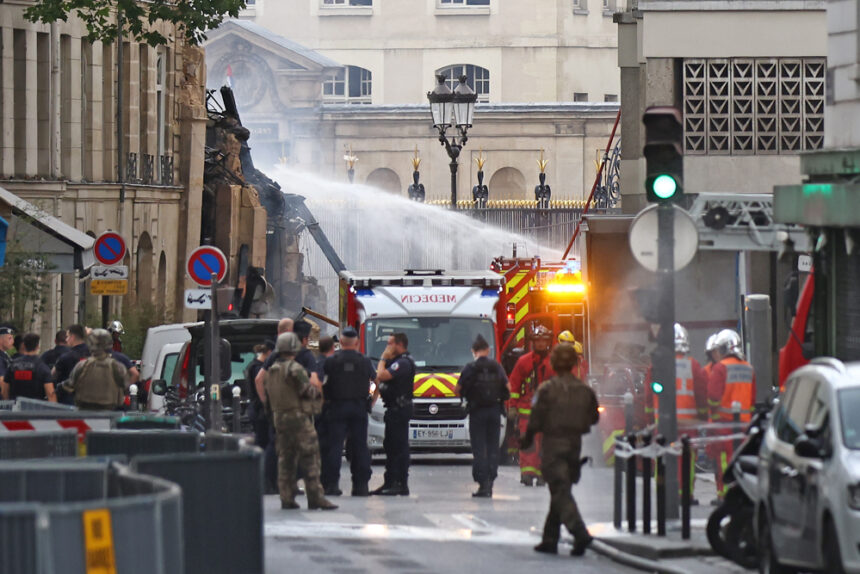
xmin=581 ymin=472 xmax=749 ymax=573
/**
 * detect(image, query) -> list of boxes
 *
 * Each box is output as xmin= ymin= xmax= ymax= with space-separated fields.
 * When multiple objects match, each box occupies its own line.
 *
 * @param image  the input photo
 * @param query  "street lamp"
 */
xmin=344 ymin=144 xmax=358 ymax=184
xmin=427 ymin=74 xmax=477 ymax=209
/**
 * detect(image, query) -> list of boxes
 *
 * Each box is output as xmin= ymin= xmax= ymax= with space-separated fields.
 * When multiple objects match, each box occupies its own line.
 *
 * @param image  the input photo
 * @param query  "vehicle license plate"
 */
xmin=412 ymin=429 xmax=454 ymax=440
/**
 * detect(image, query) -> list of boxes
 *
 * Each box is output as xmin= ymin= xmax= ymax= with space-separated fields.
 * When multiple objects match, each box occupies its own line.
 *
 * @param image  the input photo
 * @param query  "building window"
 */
xmin=440 ymin=0 xmax=490 ymax=4
xmin=436 ymin=64 xmax=490 ymax=102
xmin=603 ymin=0 xmax=616 ymax=14
xmin=683 ymin=57 xmax=825 ymax=155
xmin=323 ymin=0 xmax=372 ymax=5
xmin=156 ymin=48 xmax=168 ymax=179
xmin=323 ymin=66 xmax=372 ymax=103
xmin=573 ymin=92 xmax=589 ymax=102
xmin=572 ymin=0 xmax=588 ymax=14
xmin=604 ymin=94 xmax=618 ymax=102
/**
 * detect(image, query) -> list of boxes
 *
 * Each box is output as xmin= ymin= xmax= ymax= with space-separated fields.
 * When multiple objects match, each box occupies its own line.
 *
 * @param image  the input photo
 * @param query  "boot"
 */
xmin=370 ymin=482 xmax=391 ymax=495
xmin=521 ymin=475 xmax=535 ymax=487
xmin=472 ymin=482 xmax=492 ymax=498
xmin=281 ymin=499 xmax=300 ymax=510
xmin=351 ymin=483 xmax=370 ymax=497
xmin=533 ymin=542 xmax=558 ymax=554
xmin=308 ymin=497 xmax=338 ymax=510
xmin=374 ymin=481 xmax=409 ymax=496
xmin=535 ymin=477 xmax=546 ymax=487
xmin=324 ymin=486 xmax=343 ymax=496
xmin=570 ymin=534 xmax=594 ymax=557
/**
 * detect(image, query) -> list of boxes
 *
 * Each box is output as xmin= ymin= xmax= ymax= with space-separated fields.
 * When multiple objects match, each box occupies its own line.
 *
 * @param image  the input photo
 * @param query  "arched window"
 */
xmin=322 ymin=66 xmax=372 ymax=104
xmin=157 ymin=251 xmax=167 ymax=321
xmin=366 ymin=168 xmax=402 ymax=195
xmin=435 ymin=64 xmax=489 ymax=102
xmin=489 ymin=167 xmax=526 ymax=200
xmin=136 ymin=233 xmax=154 ymax=306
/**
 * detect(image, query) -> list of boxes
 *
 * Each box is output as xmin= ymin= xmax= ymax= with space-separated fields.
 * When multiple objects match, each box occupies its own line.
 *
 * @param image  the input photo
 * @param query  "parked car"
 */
xmin=756 ymin=357 xmax=860 ymax=574
xmin=140 ymin=322 xmax=197 ymax=382
xmin=170 ymin=319 xmax=279 ymax=395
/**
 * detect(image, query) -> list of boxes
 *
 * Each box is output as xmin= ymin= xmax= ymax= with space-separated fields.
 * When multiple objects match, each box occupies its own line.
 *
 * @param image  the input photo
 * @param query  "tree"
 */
xmin=0 ymin=240 xmax=51 ymax=333
xmin=24 ymin=0 xmax=246 ymax=47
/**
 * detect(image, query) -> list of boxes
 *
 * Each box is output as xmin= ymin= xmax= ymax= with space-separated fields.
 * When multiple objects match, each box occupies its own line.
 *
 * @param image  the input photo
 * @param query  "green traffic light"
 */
xmin=651 ymin=381 xmax=664 ymax=394
xmin=652 ymin=174 xmax=678 ymax=199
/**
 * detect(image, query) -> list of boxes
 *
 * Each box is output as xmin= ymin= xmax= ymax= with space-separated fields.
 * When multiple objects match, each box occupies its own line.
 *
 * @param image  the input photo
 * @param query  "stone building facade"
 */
xmin=0 ymin=3 xmax=243 ymax=337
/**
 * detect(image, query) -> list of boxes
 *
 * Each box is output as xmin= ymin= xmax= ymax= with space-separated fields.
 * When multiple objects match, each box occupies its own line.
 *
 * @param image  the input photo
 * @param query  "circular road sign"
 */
xmin=93 ymin=232 xmax=127 ymax=266
xmin=629 ymin=204 xmax=699 ymax=272
xmin=186 ymin=246 xmax=228 ymax=287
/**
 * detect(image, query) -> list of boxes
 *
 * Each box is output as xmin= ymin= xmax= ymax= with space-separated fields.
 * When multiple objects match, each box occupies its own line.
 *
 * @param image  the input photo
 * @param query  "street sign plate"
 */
xmin=186 ymin=246 xmax=228 ymax=287
xmin=629 ymin=204 xmax=699 ymax=272
xmin=185 ymin=289 xmax=212 ymax=309
xmin=798 ymin=254 xmax=812 ymax=273
xmin=90 ymin=279 xmax=128 ymax=296
xmin=93 ymin=232 xmax=127 ymax=266
xmin=92 ymin=265 xmax=128 ymax=279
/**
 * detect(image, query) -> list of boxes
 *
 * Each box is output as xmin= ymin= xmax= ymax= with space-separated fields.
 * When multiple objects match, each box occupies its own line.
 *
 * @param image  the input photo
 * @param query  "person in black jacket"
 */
xmin=457 ymin=334 xmax=510 ymax=498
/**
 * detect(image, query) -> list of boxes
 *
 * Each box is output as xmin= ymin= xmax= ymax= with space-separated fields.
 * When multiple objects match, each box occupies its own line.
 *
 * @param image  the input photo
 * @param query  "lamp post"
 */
xmin=427 ymin=74 xmax=477 ymax=209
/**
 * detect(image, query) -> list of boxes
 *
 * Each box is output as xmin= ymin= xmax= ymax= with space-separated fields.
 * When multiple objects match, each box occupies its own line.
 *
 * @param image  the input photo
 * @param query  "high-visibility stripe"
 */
xmin=520 ymin=467 xmax=541 ymax=475
xmin=517 ymin=408 xmax=531 ymax=415
xmin=506 ymin=271 xmax=526 ymax=291
xmin=413 ymin=378 xmax=458 ymax=398
xmin=509 ymin=392 xmax=520 ymax=399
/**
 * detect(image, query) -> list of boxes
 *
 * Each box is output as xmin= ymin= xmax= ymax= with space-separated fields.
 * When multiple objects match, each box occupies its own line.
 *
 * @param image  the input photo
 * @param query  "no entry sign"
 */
xmin=93 ymin=232 xmax=127 ymax=266
xmin=186 ymin=246 xmax=228 ymax=287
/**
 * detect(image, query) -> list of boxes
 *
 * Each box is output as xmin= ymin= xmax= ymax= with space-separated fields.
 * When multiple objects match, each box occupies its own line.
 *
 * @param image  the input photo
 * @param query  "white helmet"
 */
xmin=108 ymin=320 xmax=124 ymax=335
xmin=673 ymin=323 xmax=690 ymax=354
xmin=714 ymin=329 xmax=744 ymax=359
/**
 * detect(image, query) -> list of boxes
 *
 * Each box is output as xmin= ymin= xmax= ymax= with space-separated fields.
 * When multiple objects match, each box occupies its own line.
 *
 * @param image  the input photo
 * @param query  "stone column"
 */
xmin=0 ymin=28 xmax=14 ymax=176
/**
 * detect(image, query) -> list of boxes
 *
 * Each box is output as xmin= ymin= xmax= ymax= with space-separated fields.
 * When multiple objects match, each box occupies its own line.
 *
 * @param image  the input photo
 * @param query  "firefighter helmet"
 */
xmin=674 ymin=323 xmax=690 ymax=354
xmin=705 ymin=333 xmax=719 ymax=354
xmin=87 ymin=328 xmax=113 ymax=358
xmin=557 ymin=330 xmax=583 ymax=354
xmin=275 ymin=332 xmax=302 ymax=356
xmin=550 ymin=343 xmax=579 ymax=372
xmin=107 ymin=320 xmax=124 ymax=335
xmin=714 ymin=329 xmax=744 ymax=359
xmin=531 ymin=324 xmax=552 ymax=341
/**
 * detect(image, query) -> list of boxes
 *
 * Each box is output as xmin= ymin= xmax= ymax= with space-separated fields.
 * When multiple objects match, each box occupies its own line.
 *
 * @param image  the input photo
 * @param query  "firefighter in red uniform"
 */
xmin=507 ymin=325 xmax=555 ymax=486
xmin=707 ymin=329 xmax=755 ymax=500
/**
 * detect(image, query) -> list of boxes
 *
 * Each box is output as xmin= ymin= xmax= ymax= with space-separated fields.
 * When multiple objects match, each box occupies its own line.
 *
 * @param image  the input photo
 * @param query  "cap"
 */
xmin=0 ymin=325 xmax=15 ymax=336
xmin=263 ymin=339 xmax=276 ymax=351
xmin=341 ymin=327 xmax=359 ymax=338
xmin=293 ymin=320 xmax=312 ymax=339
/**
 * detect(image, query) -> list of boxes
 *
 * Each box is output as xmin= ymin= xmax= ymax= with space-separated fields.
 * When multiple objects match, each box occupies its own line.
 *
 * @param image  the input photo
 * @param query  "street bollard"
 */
xmin=642 ymin=432 xmax=652 ymax=535
xmin=614 ymin=437 xmax=623 ymax=529
xmin=732 ymin=400 xmax=742 ymax=453
xmin=681 ymin=435 xmax=691 ymax=540
xmin=623 ymin=391 xmax=634 ymax=434
xmin=655 ymin=434 xmax=666 ymax=536
xmin=129 ymin=383 xmax=139 ymax=412
xmin=232 ymin=386 xmax=242 ymax=434
xmin=210 ymin=384 xmax=223 ymax=432
xmin=626 ymin=433 xmax=637 ymax=533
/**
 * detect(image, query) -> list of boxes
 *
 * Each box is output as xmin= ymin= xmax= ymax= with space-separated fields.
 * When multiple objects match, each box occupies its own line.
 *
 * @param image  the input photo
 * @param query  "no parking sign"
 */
xmin=186 ymin=246 xmax=228 ymax=287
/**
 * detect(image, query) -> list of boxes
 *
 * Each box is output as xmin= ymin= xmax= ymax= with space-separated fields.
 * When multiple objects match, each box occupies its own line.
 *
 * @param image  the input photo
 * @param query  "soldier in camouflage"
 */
xmin=67 ymin=329 xmax=126 ymax=410
xmin=521 ymin=343 xmax=599 ymax=557
xmin=265 ymin=332 xmax=337 ymax=511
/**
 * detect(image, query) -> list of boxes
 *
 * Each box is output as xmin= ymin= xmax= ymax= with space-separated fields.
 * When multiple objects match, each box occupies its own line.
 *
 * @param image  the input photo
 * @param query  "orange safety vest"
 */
xmin=651 ymin=355 xmax=699 ymax=421
xmin=716 ymin=357 xmax=754 ymax=423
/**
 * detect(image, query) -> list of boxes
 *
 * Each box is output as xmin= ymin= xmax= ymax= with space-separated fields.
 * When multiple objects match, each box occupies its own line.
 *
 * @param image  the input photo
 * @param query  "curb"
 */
xmin=591 ymin=539 xmax=690 ymax=574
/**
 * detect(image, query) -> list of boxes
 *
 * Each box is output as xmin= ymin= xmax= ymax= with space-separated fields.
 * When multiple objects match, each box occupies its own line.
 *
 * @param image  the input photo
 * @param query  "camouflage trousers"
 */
xmin=274 ymin=411 xmax=326 ymax=505
xmin=540 ymin=436 xmax=589 ymax=545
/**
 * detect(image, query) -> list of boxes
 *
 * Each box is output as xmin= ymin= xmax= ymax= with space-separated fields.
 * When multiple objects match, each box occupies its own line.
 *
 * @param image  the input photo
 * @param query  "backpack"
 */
xmin=73 ymin=356 xmax=125 ymax=406
xmin=469 ymin=360 xmax=505 ymax=409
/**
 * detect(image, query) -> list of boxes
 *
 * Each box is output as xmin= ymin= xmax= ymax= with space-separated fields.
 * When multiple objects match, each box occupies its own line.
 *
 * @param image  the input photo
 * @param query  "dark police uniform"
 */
xmin=320 ymin=349 xmax=376 ymax=494
xmin=54 ymin=343 xmax=90 ymax=404
xmin=379 ymin=352 xmax=415 ymax=491
xmin=0 ymin=351 xmax=10 ymax=389
xmin=458 ymin=356 xmax=510 ymax=491
xmin=40 ymin=344 xmax=69 ymax=370
xmin=8 ymin=355 xmax=52 ymax=400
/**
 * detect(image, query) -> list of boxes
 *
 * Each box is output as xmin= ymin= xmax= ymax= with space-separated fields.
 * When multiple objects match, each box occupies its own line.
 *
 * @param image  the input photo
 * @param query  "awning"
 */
xmin=0 ymin=185 xmax=95 ymax=273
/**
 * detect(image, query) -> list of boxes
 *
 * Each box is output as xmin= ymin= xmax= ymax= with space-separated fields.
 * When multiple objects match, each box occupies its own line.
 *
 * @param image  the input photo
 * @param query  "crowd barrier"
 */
xmin=87 ymin=429 xmax=202 ymax=457
xmin=132 ymin=435 xmax=264 ymax=574
xmin=0 ymin=459 xmax=183 ymax=574
xmin=0 ymin=429 xmax=77 ymax=459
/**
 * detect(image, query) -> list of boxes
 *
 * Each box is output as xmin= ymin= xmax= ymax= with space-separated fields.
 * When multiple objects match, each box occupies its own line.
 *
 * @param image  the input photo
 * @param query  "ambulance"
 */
xmin=338 ymin=269 xmax=505 ymax=452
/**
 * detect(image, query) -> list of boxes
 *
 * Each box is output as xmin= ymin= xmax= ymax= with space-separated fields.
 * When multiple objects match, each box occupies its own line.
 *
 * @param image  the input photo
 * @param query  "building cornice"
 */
xmin=637 ymin=0 xmax=824 ymax=11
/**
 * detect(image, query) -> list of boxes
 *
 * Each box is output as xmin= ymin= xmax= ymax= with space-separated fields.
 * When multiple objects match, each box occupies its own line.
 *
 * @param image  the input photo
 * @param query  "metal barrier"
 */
xmin=0 ymin=400 xmax=14 ymax=411
xmin=115 ymin=414 xmax=182 ymax=430
xmin=13 ymin=397 xmax=77 ymax=411
xmin=133 ymin=445 xmax=263 ymax=574
xmin=0 ymin=459 xmax=183 ymax=574
xmin=0 ymin=429 xmax=77 ymax=459
xmin=87 ymin=429 xmax=202 ymax=457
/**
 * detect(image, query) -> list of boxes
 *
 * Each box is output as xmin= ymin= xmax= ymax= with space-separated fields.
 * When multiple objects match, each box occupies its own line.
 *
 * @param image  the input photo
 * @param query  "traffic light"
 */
xmin=643 ymin=106 xmax=684 ymax=203
xmin=651 ymin=380 xmax=665 ymax=394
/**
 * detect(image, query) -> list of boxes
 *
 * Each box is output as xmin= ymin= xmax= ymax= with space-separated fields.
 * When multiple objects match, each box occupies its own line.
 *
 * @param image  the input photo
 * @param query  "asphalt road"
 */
xmin=264 ymin=454 xmax=639 ymax=573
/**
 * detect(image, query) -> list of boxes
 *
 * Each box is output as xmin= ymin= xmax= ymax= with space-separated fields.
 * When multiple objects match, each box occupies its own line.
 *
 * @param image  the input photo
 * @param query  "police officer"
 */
xmin=53 ymin=324 xmax=90 ymax=404
xmin=67 ymin=329 xmax=127 ymax=410
xmin=1 ymin=333 xmax=55 ymax=401
xmin=522 ymin=343 xmax=599 ymax=557
xmin=320 ymin=327 xmax=375 ymax=497
xmin=371 ymin=332 xmax=415 ymax=496
xmin=40 ymin=330 xmax=69 ymax=369
xmin=457 ymin=334 xmax=509 ymax=498
xmin=0 ymin=324 xmax=15 ymax=394
xmin=265 ymin=332 xmax=336 ymax=511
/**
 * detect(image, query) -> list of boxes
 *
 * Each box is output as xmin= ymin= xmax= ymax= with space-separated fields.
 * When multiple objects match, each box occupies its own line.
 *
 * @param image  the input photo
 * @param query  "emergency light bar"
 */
xmin=341 ymin=270 xmax=504 ymax=289
xmin=545 ymin=282 xmax=586 ymax=295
